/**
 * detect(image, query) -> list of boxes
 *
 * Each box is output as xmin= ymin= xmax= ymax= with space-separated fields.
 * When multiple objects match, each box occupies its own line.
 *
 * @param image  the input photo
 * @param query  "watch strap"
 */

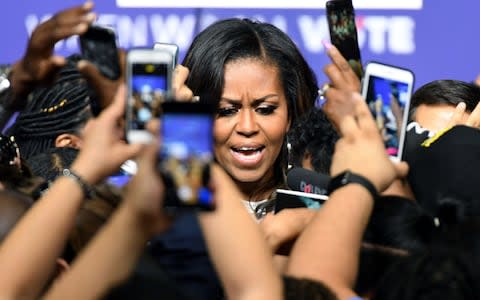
xmin=327 ymin=170 xmax=378 ymax=200
xmin=61 ymin=168 xmax=95 ymax=199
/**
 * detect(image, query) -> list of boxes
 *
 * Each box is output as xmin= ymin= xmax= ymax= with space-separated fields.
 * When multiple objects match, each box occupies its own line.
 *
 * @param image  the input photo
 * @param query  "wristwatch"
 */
xmin=327 ymin=170 xmax=378 ymax=200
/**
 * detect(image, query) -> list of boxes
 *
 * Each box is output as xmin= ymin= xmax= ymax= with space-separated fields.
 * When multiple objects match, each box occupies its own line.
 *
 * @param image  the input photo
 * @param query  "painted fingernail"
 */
xmin=322 ymin=39 xmax=332 ymax=50
xmin=84 ymin=1 xmax=94 ymax=9
xmin=75 ymin=23 xmax=88 ymax=33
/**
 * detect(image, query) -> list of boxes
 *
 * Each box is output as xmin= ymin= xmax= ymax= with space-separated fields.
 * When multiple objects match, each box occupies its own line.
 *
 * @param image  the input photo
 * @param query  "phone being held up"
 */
xmin=326 ymin=0 xmax=363 ymax=79
xmin=159 ymin=101 xmax=216 ymax=212
xmin=79 ymin=25 xmax=121 ymax=81
xmin=361 ymin=62 xmax=415 ymax=161
xmin=125 ymin=48 xmax=174 ymax=144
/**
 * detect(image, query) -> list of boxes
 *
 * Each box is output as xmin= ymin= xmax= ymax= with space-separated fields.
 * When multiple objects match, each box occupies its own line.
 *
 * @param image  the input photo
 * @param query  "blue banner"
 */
xmin=1 ymin=0 xmax=477 ymax=88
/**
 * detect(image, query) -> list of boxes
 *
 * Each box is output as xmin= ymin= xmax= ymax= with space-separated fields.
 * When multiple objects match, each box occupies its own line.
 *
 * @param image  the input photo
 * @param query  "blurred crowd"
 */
xmin=0 ymin=1 xmax=479 ymax=300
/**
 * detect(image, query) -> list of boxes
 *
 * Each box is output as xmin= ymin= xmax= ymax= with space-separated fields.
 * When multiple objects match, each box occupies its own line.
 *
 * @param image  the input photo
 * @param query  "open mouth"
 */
xmin=230 ymin=145 xmax=266 ymax=165
xmin=231 ymin=146 xmax=265 ymax=155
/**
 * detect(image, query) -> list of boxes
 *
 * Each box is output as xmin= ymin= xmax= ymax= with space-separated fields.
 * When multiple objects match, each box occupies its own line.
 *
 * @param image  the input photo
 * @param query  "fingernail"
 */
xmin=84 ymin=1 xmax=94 ymax=9
xmin=457 ymin=102 xmax=466 ymax=109
xmin=77 ymin=60 xmax=88 ymax=69
xmin=75 ymin=23 xmax=88 ymax=33
xmin=322 ymin=39 xmax=332 ymax=50
xmin=84 ymin=12 xmax=96 ymax=22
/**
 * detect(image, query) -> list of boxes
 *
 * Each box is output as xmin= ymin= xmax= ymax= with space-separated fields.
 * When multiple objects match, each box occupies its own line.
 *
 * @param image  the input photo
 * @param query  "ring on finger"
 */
xmin=318 ymin=83 xmax=331 ymax=99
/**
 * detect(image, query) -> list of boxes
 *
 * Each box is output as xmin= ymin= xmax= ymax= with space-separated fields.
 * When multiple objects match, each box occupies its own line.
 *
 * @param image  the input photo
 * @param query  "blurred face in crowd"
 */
xmin=213 ymin=58 xmax=290 ymax=194
xmin=414 ymin=104 xmax=469 ymax=132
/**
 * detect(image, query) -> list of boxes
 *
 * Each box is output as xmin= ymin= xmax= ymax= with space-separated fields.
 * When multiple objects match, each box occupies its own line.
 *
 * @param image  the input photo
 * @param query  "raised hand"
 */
xmin=71 ymin=84 xmax=142 ymax=185
xmin=11 ymin=1 xmax=96 ymax=104
xmin=77 ymin=49 xmax=126 ymax=111
xmin=330 ymin=93 xmax=408 ymax=192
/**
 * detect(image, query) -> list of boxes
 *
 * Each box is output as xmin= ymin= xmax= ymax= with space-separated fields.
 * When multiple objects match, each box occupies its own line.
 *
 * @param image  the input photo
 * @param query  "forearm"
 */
xmin=287 ymin=185 xmax=373 ymax=297
xmin=0 ymin=176 xmax=85 ymax=299
xmin=198 ymin=203 xmax=283 ymax=300
xmin=43 ymin=204 xmax=152 ymax=300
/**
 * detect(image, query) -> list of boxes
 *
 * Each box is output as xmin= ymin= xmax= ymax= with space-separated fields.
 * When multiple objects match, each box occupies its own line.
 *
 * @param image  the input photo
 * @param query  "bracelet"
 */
xmin=327 ymin=170 xmax=378 ymax=201
xmin=61 ymin=168 xmax=95 ymax=199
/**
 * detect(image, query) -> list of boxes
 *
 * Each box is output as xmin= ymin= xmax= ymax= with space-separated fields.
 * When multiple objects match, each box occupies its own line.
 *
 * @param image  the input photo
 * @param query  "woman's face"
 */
xmin=214 ymin=58 xmax=290 ymax=186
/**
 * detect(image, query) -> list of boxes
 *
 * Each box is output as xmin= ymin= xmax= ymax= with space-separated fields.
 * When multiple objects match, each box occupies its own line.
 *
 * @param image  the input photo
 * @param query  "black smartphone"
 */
xmin=125 ymin=48 xmax=174 ymax=144
xmin=79 ymin=25 xmax=121 ymax=80
xmin=326 ymin=0 xmax=363 ymax=79
xmin=159 ymin=101 xmax=216 ymax=211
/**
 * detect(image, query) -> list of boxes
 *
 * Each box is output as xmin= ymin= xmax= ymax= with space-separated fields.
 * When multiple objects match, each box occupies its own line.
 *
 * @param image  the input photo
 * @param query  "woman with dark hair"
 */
xmin=150 ymin=18 xmax=319 ymax=299
xmin=178 ymin=17 xmax=318 ymax=213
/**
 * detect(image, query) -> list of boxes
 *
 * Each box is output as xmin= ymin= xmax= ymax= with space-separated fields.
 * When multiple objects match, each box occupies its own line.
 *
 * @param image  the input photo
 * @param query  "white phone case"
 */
xmin=361 ymin=62 xmax=415 ymax=161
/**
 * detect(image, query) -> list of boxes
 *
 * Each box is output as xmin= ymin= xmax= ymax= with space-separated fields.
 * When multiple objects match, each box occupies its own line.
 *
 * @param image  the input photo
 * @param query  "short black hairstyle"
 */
xmin=409 ymin=80 xmax=480 ymax=121
xmin=287 ymin=107 xmax=339 ymax=174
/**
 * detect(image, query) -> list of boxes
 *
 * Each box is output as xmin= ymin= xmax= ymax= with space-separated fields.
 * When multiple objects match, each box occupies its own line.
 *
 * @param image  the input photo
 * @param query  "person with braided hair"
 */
xmin=6 ymin=55 xmax=96 ymax=162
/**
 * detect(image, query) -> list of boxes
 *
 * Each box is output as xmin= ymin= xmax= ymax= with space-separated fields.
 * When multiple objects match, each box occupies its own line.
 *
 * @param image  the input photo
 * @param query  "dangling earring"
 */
xmin=286 ymin=137 xmax=293 ymax=171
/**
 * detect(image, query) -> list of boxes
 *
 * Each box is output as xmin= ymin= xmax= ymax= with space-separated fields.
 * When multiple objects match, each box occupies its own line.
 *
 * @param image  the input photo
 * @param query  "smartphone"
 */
xmin=79 ymin=25 xmax=121 ymax=80
xmin=274 ymin=189 xmax=328 ymax=213
xmin=361 ymin=62 xmax=415 ymax=161
xmin=159 ymin=101 xmax=216 ymax=211
xmin=125 ymin=48 xmax=174 ymax=144
xmin=153 ymin=43 xmax=179 ymax=70
xmin=326 ymin=0 xmax=363 ymax=79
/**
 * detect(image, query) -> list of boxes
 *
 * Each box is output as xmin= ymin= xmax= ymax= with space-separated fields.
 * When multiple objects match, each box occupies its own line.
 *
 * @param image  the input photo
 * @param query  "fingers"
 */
xmin=77 ymin=59 xmax=101 ymax=80
xmin=393 ymin=161 xmax=409 ymax=179
xmin=36 ymin=2 xmax=96 ymax=46
xmin=323 ymin=43 xmax=361 ymax=92
xmin=172 ymin=65 xmax=194 ymax=101
xmin=323 ymin=88 xmax=357 ymax=130
xmin=135 ymin=138 xmax=158 ymax=171
xmin=475 ymin=75 xmax=480 ymax=87
xmin=101 ymin=84 xmax=126 ymax=123
xmin=465 ymin=101 xmax=480 ymax=127
xmin=337 ymin=110 xmax=359 ymax=138
xmin=353 ymin=93 xmax=378 ymax=133
xmin=446 ymin=102 xmax=466 ymax=128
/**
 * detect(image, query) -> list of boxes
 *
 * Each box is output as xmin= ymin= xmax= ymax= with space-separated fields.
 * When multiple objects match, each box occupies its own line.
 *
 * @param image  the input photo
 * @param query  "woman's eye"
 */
xmin=256 ymin=106 xmax=277 ymax=115
xmin=217 ymin=107 xmax=238 ymax=117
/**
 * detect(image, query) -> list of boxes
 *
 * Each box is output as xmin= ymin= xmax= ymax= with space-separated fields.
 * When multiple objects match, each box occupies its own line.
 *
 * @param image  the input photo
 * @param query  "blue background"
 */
xmin=1 ymin=1 xmax=478 ymax=91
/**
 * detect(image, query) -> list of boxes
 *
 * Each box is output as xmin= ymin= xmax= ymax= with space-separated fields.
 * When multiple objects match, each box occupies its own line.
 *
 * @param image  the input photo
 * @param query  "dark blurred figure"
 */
xmin=286 ymin=107 xmax=339 ymax=174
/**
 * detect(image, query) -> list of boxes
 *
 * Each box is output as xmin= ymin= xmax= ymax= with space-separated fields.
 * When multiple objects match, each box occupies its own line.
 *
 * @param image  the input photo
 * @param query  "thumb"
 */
xmin=77 ymin=59 xmax=102 ymax=83
xmin=393 ymin=161 xmax=409 ymax=179
xmin=136 ymin=138 xmax=159 ymax=171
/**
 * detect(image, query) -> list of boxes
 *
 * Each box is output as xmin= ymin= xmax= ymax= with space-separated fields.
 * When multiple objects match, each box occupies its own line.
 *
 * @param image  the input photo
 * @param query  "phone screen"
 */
xmin=326 ymin=0 xmax=363 ymax=79
xmin=80 ymin=26 xmax=121 ymax=80
xmin=364 ymin=75 xmax=411 ymax=158
xmin=129 ymin=63 xmax=169 ymax=131
xmin=159 ymin=102 xmax=215 ymax=211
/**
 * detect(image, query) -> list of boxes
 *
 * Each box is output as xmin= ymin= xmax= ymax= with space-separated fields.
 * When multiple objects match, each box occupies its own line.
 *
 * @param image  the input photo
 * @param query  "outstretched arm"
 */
xmin=287 ymin=94 xmax=408 ymax=299
xmin=43 ymin=118 xmax=171 ymax=300
xmin=0 ymin=2 xmax=96 ymax=130
xmin=198 ymin=165 xmax=283 ymax=300
xmin=0 ymin=85 xmax=141 ymax=300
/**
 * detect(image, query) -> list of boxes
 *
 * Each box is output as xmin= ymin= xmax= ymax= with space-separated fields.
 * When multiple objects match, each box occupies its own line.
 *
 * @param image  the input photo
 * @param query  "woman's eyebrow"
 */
xmin=220 ymin=94 xmax=279 ymax=104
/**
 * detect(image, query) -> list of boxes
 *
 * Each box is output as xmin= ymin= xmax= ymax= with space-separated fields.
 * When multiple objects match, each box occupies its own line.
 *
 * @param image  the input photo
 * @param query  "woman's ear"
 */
xmin=55 ymin=134 xmax=82 ymax=149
